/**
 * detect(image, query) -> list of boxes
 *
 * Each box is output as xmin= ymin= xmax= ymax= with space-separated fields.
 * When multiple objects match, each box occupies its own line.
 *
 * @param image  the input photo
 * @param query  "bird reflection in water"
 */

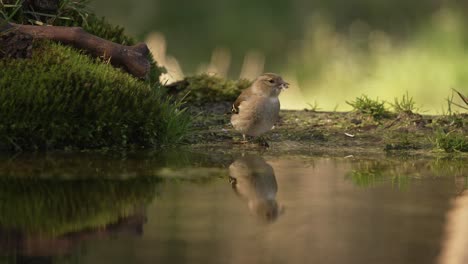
xmin=229 ymin=155 xmax=284 ymax=223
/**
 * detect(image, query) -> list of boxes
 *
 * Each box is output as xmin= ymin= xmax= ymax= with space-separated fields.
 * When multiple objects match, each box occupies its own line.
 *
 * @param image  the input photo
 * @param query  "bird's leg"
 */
xmin=233 ymin=134 xmax=249 ymax=144
xmin=233 ymin=134 xmax=250 ymax=144
xmin=240 ymin=134 xmax=249 ymax=144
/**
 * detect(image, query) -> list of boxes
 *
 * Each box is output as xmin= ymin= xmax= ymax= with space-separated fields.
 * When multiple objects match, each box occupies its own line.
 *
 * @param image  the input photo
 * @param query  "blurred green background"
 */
xmin=91 ymin=0 xmax=468 ymax=112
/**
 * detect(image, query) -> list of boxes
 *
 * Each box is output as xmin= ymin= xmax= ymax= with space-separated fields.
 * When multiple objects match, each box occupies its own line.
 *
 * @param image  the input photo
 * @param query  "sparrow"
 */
xmin=229 ymin=155 xmax=283 ymax=222
xmin=231 ymin=73 xmax=289 ymax=143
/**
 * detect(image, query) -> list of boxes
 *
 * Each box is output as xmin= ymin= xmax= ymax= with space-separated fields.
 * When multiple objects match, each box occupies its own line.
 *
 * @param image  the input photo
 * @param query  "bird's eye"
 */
xmin=268 ymin=79 xmax=275 ymax=84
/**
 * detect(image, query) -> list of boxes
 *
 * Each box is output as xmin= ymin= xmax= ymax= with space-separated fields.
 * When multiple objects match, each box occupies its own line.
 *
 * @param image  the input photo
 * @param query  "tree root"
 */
xmin=2 ymin=22 xmax=151 ymax=79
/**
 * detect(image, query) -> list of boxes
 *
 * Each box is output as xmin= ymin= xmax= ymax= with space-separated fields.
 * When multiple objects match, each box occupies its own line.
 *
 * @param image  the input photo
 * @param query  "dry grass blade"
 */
xmin=449 ymin=89 xmax=468 ymax=111
xmin=453 ymin=89 xmax=468 ymax=106
xmin=2 ymin=0 xmax=23 ymax=22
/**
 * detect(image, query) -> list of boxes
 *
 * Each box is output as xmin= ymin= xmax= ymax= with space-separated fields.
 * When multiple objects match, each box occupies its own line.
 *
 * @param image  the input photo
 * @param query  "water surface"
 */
xmin=0 ymin=151 xmax=466 ymax=264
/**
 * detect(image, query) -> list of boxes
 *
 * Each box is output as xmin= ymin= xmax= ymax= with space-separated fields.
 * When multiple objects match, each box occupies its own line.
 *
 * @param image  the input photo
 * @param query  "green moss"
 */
xmin=1 ymin=2 xmax=175 ymax=150
xmin=0 ymin=176 xmax=159 ymax=236
xmin=169 ymin=74 xmax=251 ymax=104
xmin=1 ymin=1 xmax=165 ymax=82
xmin=0 ymin=41 xmax=190 ymax=151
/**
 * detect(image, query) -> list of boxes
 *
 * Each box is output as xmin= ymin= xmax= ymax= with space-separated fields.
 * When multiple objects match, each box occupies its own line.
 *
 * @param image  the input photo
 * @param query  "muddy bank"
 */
xmin=184 ymin=102 xmax=468 ymax=157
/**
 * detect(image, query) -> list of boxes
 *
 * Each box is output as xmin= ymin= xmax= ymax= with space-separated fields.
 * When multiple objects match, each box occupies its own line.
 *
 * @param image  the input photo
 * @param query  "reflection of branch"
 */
xmin=4 ymin=22 xmax=150 ymax=78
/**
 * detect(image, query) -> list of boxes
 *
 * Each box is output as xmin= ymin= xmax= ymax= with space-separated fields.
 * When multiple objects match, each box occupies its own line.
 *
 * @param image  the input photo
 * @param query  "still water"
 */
xmin=0 ymin=151 xmax=467 ymax=264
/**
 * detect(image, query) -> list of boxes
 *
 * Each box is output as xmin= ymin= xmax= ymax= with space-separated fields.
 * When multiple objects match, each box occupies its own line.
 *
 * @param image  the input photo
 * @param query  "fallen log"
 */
xmin=1 ymin=22 xmax=151 ymax=79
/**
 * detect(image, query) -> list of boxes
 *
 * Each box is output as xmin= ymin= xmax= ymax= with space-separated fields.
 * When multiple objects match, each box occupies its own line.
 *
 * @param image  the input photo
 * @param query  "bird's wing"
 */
xmin=232 ymin=88 xmax=253 ymax=113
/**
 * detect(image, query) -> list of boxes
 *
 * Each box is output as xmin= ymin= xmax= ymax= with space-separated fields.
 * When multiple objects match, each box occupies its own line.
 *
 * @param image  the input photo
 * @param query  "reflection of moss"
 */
xmin=168 ymin=74 xmax=251 ymax=104
xmin=347 ymin=158 xmax=468 ymax=189
xmin=0 ymin=41 xmax=189 ymax=151
xmin=348 ymin=169 xmax=410 ymax=189
xmin=0 ymin=150 xmax=233 ymax=179
xmin=346 ymin=161 xmax=412 ymax=189
xmin=0 ymin=177 xmax=159 ymax=236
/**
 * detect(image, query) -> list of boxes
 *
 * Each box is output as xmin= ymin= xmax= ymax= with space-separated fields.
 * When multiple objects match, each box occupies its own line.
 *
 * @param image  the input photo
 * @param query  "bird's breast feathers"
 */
xmin=239 ymin=96 xmax=280 ymax=124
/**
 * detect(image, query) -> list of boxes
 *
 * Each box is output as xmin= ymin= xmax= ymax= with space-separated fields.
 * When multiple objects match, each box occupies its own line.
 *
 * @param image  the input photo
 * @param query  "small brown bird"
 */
xmin=229 ymin=155 xmax=283 ymax=223
xmin=231 ymin=73 xmax=289 ymax=143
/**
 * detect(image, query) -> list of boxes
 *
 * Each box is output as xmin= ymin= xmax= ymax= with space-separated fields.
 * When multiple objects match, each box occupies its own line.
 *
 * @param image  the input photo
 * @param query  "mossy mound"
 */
xmin=0 ymin=176 xmax=159 ymax=236
xmin=168 ymin=74 xmax=251 ymax=105
xmin=0 ymin=41 xmax=190 ymax=151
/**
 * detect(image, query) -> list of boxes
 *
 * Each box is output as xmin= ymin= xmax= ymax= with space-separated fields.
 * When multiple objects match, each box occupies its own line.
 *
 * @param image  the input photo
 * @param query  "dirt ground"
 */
xmin=183 ymin=102 xmax=468 ymax=157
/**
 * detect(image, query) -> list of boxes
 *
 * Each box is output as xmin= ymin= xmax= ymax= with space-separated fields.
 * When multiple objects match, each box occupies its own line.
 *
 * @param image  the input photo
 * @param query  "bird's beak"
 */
xmin=280 ymin=81 xmax=289 ymax=89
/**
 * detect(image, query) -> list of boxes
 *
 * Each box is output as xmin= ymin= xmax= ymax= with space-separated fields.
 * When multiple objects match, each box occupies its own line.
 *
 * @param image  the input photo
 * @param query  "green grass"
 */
xmin=306 ymin=101 xmax=321 ymax=112
xmin=390 ymin=92 xmax=418 ymax=113
xmin=1 ymin=0 xmax=90 ymax=25
xmin=0 ymin=41 xmax=190 ymax=151
xmin=346 ymin=95 xmax=391 ymax=119
xmin=1 ymin=0 xmax=129 ymax=44
xmin=434 ymin=130 xmax=468 ymax=152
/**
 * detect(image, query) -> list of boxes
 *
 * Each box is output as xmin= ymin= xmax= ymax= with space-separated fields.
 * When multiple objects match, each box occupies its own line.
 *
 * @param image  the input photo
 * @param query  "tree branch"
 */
xmin=4 ymin=22 xmax=151 ymax=79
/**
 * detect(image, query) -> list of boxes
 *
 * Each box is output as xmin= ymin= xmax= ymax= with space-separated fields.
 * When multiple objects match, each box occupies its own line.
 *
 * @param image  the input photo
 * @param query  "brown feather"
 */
xmin=232 ymin=87 xmax=254 ymax=113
